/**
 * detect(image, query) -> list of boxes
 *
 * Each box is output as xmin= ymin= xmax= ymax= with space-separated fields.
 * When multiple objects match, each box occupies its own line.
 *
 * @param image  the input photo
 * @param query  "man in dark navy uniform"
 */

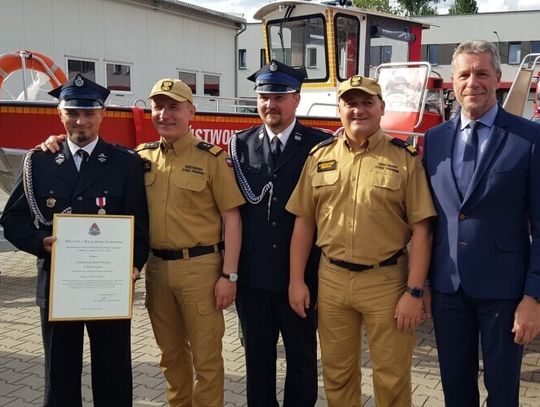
xmin=0 ymin=74 xmax=149 ymax=407
xmin=230 ymin=60 xmax=331 ymax=406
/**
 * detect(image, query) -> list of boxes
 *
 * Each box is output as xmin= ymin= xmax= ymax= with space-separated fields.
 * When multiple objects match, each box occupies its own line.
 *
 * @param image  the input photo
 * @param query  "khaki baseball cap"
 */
xmin=148 ymin=78 xmax=193 ymax=104
xmin=338 ymin=75 xmax=382 ymax=99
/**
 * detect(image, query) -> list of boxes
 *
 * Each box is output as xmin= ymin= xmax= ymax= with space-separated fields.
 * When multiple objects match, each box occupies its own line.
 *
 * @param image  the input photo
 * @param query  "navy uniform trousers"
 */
xmin=1 ymin=138 xmax=149 ymax=406
xmin=234 ymin=122 xmax=330 ymax=406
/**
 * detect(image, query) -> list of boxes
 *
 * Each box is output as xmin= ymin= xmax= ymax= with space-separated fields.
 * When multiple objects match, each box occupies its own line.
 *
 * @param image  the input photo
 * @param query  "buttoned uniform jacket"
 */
xmin=0 ymin=138 xmax=150 ymax=308
xmin=233 ymin=121 xmax=331 ymax=295
xmin=423 ymin=107 xmax=540 ymax=299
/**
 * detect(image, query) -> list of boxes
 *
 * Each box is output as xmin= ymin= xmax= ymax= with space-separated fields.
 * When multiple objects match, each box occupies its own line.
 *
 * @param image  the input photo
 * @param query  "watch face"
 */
xmin=227 ymin=273 xmax=238 ymax=282
xmin=407 ymin=287 xmax=424 ymax=298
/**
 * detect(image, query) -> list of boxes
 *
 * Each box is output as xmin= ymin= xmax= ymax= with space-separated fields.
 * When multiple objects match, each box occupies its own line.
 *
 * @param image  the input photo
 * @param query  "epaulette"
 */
xmin=135 ymin=141 xmax=160 ymax=152
xmin=197 ymin=141 xmax=223 ymax=156
xmin=390 ymin=138 xmax=417 ymax=156
xmin=112 ymin=144 xmax=137 ymax=156
xmin=309 ymin=137 xmax=336 ymax=155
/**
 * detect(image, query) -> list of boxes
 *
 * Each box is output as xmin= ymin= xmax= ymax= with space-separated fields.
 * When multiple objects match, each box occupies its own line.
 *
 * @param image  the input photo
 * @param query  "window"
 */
xmin=67 ymin=59 xmax=96 ymax=81
xmin=335 ymin=14 xmax=359 ymax=81
xmin=239 ymin=49 xmax=247 ymax=70
xmin=267 ymin=14 xmax=327 ymax=81
xmin=307 ymin=47 xmax=317 ymax=68
xmin=427 ymin=44 xmax=439 ymax=65
xmin=260 ymin=49 xmax=267 ymax=67
xmin=204 ymin=74 xmax=220 ymax=96
xmin=531 ymin=41 xmax=540 ymax=53
xmin=508 ymin=42 xmax=521 ymax=64
xmin=106 ymin=63 xmax=131 ymax=91
xmin=369 ymin=46 xmax=392 ymax=67
xmin=178 ymin=71 xmax=196 ymax=94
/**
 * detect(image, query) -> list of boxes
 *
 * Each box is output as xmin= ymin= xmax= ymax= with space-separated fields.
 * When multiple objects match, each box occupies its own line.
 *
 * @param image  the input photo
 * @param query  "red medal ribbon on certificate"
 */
xmin=96 ymin=197 xmax=107 ymax=215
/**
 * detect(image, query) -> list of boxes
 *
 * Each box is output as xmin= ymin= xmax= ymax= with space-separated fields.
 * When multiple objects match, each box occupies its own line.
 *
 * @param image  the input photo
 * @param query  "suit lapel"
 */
xmin=441 ymin=116 xmax=463 ymax=200
xmin=274 ymin=123 xmax=304 ymax=171
xmin=55 ymin=142 xmax=79 ymax=189
xmin=73 ymin=139 xmax=110 ymax=197
xmin=255 ymin=127 xmax=268 ymax=164
xmin=463 ymin=108 xmax=509 ymax=203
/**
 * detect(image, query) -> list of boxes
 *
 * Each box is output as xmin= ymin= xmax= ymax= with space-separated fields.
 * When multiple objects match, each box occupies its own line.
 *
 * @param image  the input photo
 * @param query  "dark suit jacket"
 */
xmin=423 ymin=107 xmax=540 ymax=299
xmin=0 ymin=138 xmax=149 ymax=308
xmin=234 ymin=121 xmax=331 ymax=294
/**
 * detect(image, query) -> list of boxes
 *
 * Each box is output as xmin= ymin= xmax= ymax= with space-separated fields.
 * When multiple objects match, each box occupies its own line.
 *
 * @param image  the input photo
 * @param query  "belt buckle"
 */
xmin=182 ymin=248 xmax=189 ymax=259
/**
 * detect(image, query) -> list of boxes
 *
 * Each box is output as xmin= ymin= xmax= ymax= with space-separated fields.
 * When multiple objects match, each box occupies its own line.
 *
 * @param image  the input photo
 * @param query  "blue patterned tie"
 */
xmin=458 ymin=121 xmax=479 ymax=197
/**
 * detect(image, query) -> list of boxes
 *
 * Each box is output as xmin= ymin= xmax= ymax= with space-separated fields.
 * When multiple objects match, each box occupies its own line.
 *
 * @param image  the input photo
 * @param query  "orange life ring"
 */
xmin=0 ymin=50 xmax=67 ymax=89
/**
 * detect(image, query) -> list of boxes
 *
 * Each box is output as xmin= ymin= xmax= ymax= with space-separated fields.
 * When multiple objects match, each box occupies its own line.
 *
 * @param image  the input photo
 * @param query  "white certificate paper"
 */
xmin=49 ymin=214 xmax=134 ymax=321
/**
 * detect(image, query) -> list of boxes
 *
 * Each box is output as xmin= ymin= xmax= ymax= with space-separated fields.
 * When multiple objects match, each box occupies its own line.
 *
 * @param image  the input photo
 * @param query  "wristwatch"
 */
xmin=221 ymin=272 xmax=238 ymax=283
xmin=406 ymin=286 xmax=424 ymax=298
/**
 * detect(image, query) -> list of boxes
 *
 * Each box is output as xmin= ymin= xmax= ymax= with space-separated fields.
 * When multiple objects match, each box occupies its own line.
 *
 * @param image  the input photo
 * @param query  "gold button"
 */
xmin=459 ymin=213 xmax=466 ymax=220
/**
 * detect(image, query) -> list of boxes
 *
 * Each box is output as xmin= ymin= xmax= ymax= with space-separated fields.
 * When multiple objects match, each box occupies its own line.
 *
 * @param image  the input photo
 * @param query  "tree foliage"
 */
xmin=353 ymin=0 xmax=439 ymax=16
xmin=448 ymin=0 xmax=478 ymax=14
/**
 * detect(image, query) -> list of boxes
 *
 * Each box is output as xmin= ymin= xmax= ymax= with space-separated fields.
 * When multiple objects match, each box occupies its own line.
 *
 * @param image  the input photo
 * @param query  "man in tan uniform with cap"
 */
xmin=137 ymin=79 xmax=244 ymax=406
xmin=287 ymin=75 xmax=436 ymax=406
xmin=38 ymin=78 xmax=244 ymax=406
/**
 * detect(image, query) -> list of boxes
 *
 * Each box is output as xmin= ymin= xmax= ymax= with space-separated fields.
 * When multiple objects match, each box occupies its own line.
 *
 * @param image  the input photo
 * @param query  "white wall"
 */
xmin=0 ymin=0 xmax=242 ymax=106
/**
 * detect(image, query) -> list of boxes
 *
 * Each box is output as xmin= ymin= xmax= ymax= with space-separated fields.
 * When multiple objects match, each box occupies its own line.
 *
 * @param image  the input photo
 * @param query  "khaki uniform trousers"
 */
xmin=318 ymin=255 xmax=415 ymax=407
xmin=145 ymin=252 xmax=225 ymax=407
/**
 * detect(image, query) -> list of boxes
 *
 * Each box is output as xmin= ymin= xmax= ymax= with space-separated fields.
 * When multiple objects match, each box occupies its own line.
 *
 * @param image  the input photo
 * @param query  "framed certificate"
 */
xmin=49 ymin=214 xmax=134 ymax=321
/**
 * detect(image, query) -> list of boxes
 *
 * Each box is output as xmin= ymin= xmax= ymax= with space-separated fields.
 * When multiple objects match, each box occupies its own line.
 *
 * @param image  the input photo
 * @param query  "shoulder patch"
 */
xmin=390 ymin=138 xmax=417 ymax=156
xmin=197 ymin=141 xmax=223 ymax=157
xmin=309 ymin=137 xmax=336 ymax=155
xmin=136 ymin=141 xmax=160 ymax=152
xmin=112 ymin=144 xmax=137 ymax=156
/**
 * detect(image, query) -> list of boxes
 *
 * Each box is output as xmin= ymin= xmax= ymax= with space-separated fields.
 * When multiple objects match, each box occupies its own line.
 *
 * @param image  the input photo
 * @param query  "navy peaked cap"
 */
xmin=48 ymin=74 xmax=110 ymax=109
xmin=247 ymin=59 xmax=307 ymax=93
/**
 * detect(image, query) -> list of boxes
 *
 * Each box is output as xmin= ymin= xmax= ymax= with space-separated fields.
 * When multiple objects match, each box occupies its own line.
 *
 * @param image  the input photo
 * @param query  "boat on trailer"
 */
xmin=0 ymin=0 xmax=445 ymax=194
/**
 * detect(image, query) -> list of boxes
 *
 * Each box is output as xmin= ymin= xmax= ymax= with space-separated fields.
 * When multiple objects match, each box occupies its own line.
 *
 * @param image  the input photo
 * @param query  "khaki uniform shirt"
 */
xmin=286 ymin=128 xmax=436 ymax=265
xmin=137 ymin=129 xmax=245 ymax=250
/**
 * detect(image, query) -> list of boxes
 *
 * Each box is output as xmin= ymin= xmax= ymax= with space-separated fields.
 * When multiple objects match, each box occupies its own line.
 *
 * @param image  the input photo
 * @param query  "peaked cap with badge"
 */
xmin=248 ymin=59 xmax=307 ymax=94
xmin=338 ymin=75 xmax=382 ymax=99
xmin=48 ymin=74 xmax=110 ymax=109
xmin=148 ymin=78 xmax=193 ymax=104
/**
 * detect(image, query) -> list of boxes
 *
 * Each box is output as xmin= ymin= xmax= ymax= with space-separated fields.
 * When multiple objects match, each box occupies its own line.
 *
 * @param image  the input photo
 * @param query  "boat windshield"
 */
xmin=267 ymin=14 xmax=327 ymax=82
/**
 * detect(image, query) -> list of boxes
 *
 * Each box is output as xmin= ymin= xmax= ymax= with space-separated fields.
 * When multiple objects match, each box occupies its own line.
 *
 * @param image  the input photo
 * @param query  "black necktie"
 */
xmin=76 ymin=149 xmax=89 ymax=173
xmin=458 ymin=121 xmax=479 ymax=196
xmin=271 ymin=137 xmax=282 ymax=163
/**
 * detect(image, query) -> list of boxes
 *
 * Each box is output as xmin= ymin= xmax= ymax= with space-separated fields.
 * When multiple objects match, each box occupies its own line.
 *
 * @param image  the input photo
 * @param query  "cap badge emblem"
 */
xmin=74 ymin=77 xmax=84 ymax=87
xmin=270 ymin=61 xmax=278 ymax=72
xmin=161 ymin=81 xmax=173 ymax=91
xmin=350 ymin=76 xmax=362 ymax=87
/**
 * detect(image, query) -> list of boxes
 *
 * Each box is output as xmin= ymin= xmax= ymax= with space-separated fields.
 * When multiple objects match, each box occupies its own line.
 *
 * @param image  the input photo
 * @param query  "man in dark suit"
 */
xmin=230 ymin=60 xmax=331 ymax=406
xmin=0 ymin=74 xmax=149 ymax=407
xmin=423 ymin=40 xmax=540 ymax=406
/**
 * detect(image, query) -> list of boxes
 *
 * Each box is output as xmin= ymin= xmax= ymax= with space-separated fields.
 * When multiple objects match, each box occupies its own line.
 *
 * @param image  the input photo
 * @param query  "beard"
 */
xmin=68 ymin=131 xmax=94 ymax=146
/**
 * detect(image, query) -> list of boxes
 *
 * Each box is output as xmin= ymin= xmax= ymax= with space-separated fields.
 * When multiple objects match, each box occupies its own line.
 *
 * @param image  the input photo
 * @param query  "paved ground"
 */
xmin=1 ymin=250 xmax=540 ymax=406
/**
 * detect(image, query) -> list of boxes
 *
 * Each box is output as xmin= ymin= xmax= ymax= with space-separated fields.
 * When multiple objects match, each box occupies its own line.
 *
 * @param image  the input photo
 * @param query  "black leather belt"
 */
xmin=328 ymin=250 xmax=404 ymax=272
xmin=152 ymin=242 xmax=224 ymax=260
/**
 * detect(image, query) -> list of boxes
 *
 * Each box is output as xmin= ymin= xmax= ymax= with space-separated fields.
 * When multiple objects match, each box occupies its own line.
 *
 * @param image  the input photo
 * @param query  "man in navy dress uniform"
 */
xmin=230 ymin=60 xmax=331 ymax=406
xmin=1 ymin=74 xmax=149 ymax=407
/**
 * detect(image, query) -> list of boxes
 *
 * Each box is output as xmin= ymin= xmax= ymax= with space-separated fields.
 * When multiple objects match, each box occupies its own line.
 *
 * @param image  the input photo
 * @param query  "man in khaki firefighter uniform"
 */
xmin=287 ymin=75 xmax=436 ymax=406
xmin=136 ymin=79 xmax=244 ymax=406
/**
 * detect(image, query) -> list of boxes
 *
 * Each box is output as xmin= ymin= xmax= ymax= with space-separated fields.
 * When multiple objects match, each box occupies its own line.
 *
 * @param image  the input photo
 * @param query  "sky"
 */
xmin=183 ymin=0 xmax=540 ymax=21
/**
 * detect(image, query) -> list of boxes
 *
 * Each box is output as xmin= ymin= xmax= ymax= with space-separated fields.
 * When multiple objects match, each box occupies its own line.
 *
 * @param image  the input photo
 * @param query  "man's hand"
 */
xmin=289 ymin=280 xmax=310 ymax=318
xmin=214 ymin=277 xmax=236 ymax=310
xmin=512 ymin=296 xmax=540 ymax=345
xmin=37 ymin=134 xmax=66 ymax=153
xmin=395 ymin=292 xmax=424 ymax=331
xmin=42 ymin=236 xmax=57 ymax=253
